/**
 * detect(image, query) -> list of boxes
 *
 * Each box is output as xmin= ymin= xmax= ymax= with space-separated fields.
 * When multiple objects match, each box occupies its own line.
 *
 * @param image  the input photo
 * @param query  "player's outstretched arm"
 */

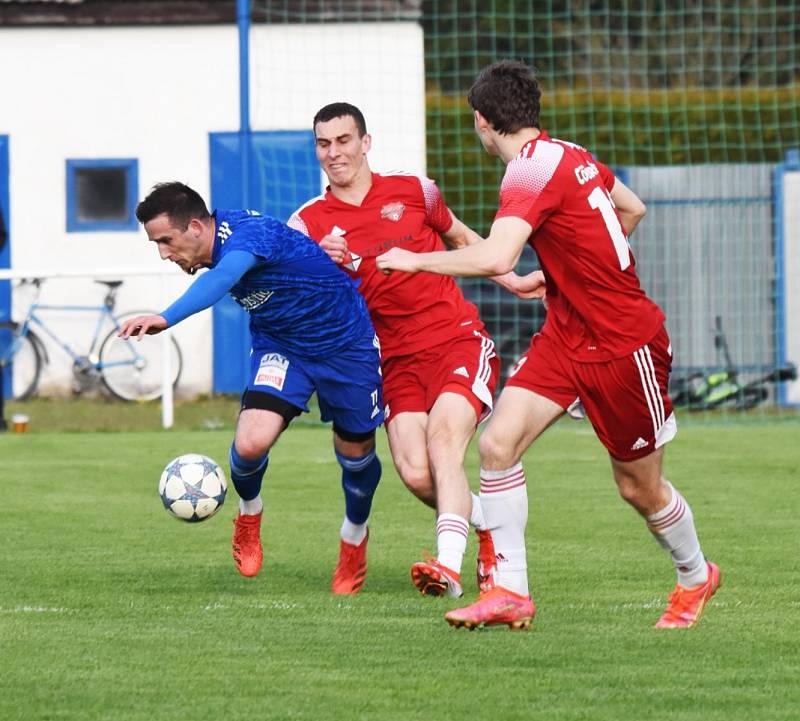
xmin=119 ymin=250 xmax=258 ymax=340
xmin=440 ymin=213 xmax=543 ymax=298
xmin=610 ymin=177 xmax=647 ymax=236
xmin=377 ymin=216 xmax=531 ymax=278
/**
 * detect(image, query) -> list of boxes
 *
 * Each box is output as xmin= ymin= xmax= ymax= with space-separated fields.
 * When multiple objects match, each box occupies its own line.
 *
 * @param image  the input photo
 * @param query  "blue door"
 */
xmin=208 ymin=130 xmax=319 ymax=393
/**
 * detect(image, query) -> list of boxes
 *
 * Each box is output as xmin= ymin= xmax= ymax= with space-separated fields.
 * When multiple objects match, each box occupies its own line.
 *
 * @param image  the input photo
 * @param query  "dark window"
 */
xmin=66 ymin=159 xmax=138 ymax=232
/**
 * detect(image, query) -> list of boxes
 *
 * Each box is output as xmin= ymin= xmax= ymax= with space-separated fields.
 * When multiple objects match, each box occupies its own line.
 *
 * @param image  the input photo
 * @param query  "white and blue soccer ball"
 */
xmin=158 ymin=453 xmax=227 ymax=522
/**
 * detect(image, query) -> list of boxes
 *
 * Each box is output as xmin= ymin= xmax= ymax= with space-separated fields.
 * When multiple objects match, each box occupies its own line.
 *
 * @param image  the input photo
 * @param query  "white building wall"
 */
xmin=0 ymin=22 xmax=425 ymax=396
xmin=250 ymin=22 xmax=426 ymax=175
xmin=783 ymin=171 xmax=800 ymax=405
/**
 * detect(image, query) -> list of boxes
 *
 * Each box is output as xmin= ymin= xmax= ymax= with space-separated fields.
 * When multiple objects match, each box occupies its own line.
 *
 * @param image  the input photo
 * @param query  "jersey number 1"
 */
xmin=588 ymin=186 xmax=630 ymax=271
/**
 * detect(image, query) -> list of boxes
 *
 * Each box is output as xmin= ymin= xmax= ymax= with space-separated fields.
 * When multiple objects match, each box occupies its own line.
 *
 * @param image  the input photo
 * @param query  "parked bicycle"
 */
xmin=669 ymin=315 xmax=797 ymax=411
xmin=0 ymin=278 xmax=183 ymax=401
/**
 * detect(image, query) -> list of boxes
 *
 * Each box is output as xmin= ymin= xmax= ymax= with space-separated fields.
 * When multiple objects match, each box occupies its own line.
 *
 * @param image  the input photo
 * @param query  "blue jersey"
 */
xmin=212 ymin=209 xmax=373 ymax=359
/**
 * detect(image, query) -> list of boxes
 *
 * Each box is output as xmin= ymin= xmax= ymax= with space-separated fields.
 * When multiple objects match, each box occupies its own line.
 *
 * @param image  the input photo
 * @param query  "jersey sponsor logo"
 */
xmin=217 ymin=221 xmax=233 ymax=241
xmin=254 ymin=353 xmax=289 ymax=391
xmin=380 ymin=201 xmax=406 ymax=222
xmin=234 ymin=289 xmax=274 ymax=311
xmin=363 ymin=233 xmax=414 ymax=258
xmin=574 ymin=162 xmax=600 ymax=185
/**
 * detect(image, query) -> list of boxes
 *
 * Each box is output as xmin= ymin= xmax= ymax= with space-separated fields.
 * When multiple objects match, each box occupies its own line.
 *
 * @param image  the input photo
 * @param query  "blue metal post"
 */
xmin=237 ymin=0 xmax=251 ymax=208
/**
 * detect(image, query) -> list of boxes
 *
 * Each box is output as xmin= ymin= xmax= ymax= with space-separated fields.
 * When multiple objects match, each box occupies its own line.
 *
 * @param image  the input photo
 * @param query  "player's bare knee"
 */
xmin=478 ymin=431 xmax=517 ymax=470
xmin=233 ymin=433 xmax=270 ymax=460
xmin=395 ymin=459 xmax=434 ymax=500
xmin=426 ymin=423 xmax=469 ymax=467
xmin=615 ymin=476 xmax=641 ymax=506
xmin=614 ymin=471 xmax=664 ymax=514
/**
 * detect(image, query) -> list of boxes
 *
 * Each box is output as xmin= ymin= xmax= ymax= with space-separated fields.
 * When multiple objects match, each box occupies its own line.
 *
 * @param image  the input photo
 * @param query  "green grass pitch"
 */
xmin=1 ymin=420 xmax=798 ymax=721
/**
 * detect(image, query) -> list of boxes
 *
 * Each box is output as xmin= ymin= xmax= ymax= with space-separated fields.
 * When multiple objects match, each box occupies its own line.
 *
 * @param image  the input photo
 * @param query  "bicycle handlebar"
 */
xmin=15 ymin=276 xmax=123 ymax=309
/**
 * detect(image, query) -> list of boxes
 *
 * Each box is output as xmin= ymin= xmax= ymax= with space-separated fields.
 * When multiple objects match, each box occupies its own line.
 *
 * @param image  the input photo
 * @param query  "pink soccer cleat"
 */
xmin=445 ymin=586 xmax=535 ymax=630
xmin=655 ymin=561 xmax=721 ymax=628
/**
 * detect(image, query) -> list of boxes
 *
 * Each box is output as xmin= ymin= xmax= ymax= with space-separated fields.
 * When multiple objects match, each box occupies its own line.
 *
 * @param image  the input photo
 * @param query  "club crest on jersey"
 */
xmin=380 ymin=202 xmax=405 ymax=222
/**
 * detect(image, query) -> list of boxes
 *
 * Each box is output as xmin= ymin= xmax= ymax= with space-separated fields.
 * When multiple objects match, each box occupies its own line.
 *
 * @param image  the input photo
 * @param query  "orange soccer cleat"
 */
xmin=475 ymin=528 xmax=497 ymax=592
xmin=231 ymin=512 xmax=263 ymax=577
xmin=655 ymin=561 xmax=721 ymax=629
xmin=411 ymin=559 xmax=463 ymax=598
xmin=445 ymin=586 xmax=535 ymax=631
xmin=331 ymin=530 xmax=369 ymax=595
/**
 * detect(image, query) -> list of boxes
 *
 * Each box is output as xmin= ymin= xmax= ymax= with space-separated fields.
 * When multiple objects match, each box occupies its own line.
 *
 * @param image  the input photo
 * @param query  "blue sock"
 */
xmin=229 ymin=443 xmax=269 ymax=501
xmin=336 ymin=449 xmax=381 ymax=525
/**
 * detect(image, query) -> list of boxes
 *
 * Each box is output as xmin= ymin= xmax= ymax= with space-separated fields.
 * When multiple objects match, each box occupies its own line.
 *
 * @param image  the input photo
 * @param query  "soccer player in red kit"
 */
xmin=289 ymin=102 xmax=542 ymax=598
xmin=377 ymin=60 xmax=720 ymax=629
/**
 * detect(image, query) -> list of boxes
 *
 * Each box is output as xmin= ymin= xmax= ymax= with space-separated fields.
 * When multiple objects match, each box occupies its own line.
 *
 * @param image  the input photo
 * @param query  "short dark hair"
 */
xmin=468 ymin=59 xmax=541 ymax=135
xmin=135 ymin=182 xmax=210 ymax=230
xmin=313 ymin=102 xmax=368 ymax=137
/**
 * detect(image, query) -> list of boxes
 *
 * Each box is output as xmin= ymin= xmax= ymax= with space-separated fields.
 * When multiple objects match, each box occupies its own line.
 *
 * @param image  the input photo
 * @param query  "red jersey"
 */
xmin=289 ymin=172 xmax=483 ymax=360
xmin=495 ymin=130 xmax=665 ymax=362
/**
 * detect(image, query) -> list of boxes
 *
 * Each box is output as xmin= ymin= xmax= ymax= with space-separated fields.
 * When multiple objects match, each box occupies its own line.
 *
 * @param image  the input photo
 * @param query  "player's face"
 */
xmin=314 ymin=115 xmax=371 ymax=188
xmin=144 ymin=214 xmax=207 ymax=275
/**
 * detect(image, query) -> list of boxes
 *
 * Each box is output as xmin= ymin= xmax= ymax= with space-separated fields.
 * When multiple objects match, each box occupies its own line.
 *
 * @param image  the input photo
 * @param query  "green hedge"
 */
xmin=426 ymin=85 xmax=800 ymax=230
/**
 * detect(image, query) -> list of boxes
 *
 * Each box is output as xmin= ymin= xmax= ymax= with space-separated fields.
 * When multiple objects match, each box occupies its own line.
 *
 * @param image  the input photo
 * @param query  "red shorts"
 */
xmin=382 ymin=329 xmax=499 ymax=425
xmin=506 ymin=325 xmax=677 ymax=461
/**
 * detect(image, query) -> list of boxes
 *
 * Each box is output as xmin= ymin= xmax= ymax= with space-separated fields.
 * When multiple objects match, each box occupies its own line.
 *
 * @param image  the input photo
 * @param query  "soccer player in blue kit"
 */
xmin=119 ymin=182 xmax=384 ymax=594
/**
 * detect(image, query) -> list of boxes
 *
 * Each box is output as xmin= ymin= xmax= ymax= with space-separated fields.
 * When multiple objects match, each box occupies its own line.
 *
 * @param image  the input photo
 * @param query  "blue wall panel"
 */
xmin=208 ymin=130 xmax=319 ymax=393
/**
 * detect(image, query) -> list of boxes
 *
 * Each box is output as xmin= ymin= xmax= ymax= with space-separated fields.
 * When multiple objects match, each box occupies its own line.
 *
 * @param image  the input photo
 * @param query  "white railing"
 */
xmin=0 ymin=267 xmax=182 ymax=429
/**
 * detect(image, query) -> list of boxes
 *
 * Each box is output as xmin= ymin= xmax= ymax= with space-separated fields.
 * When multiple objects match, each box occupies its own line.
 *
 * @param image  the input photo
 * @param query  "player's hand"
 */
xmin=118 ymin=314 xmax=168 ymax=340
xmin=375 ymin=248 xmax=420 ymax=275
xmin=510 ymin=269 xmax=547 ymax=299
xmin=319 ymin=234 xmax=350 ymax=264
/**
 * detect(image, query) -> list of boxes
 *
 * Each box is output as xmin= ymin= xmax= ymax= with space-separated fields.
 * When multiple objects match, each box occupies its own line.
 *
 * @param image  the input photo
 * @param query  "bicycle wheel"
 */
xmin=0 ymin=321 xmax=43 ymax=400
xmin=98 ymin=326 xmax=183 ymax=401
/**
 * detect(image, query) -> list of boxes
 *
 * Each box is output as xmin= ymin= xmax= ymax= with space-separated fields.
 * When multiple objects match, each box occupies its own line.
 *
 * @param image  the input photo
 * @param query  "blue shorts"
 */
xmin=247 ymin=330 xmax=383 ymax=434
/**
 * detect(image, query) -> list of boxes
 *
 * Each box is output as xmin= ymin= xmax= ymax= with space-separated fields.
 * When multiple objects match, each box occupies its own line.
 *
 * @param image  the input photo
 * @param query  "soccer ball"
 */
xmin=158 ymin=453 xmax=227 ymax=522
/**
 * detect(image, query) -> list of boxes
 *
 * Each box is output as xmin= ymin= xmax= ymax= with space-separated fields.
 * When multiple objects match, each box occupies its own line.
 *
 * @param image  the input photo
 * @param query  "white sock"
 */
xmin=479 ymin=463 xmax=529 ymax=596
xmin=239 ymin=496 xmax=263 ymax=516
xmin=436 ymin=513 xmax=469 ymax=574
xmin=340 ymin=517 xmax=367 ymax=546
xmin=647 ymin=482 xmax=708 ymax=588
xmin=469 ymin=492 xmax=487 ymax=530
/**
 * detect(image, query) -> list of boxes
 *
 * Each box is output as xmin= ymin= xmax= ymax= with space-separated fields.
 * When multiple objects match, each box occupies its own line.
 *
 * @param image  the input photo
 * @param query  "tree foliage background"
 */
xmin=420 ymin=0 xmax=800 ymax=229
